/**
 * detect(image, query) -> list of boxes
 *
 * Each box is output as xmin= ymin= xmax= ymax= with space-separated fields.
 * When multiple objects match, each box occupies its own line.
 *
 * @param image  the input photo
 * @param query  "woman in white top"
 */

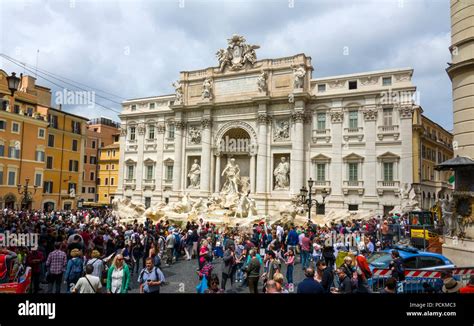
xmin=106 ymin=254 xmax=131 ymax=294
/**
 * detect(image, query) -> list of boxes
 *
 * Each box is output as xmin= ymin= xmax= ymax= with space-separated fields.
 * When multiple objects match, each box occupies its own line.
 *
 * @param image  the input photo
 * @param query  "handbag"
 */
xmin=196 ymin=275 xmax=208 ymax=293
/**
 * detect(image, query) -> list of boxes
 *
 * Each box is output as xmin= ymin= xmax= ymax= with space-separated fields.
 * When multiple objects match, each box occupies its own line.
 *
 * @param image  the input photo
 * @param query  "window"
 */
xmin=131 ymin=104 xmax=137 ymax=111
xmin=38 ymin=128 xmax=45 ymax=139
xmin=84 ymin=155 xmax=87 ymax=164
xmin=404 ymin=257 xmax=417 ymax=269
xmin=417 ymin=256 xmax=444 ymax=269
xmin=0 ymin=121 xmax=5 ymax=130
xmin=348 ymin=80 xmax=357 ymax=90
xmin=72 ymin=139 xmax=78 ymax=151
xmin=43 ymin=181 xmax=53 ymax=193
xmin=317 ymin=84 xmax=326 ymax=93
xmin=146 ymin=165 xmax=153 ymax=180
xmin=145 ymin=197 xmax=151 ymax=208
xmin=107 ymin=150 xmax=110 ymax=157
xmin=438 ymin=152 xmax=442 ymax=164
xmin=166 ymin=165 xmax=173 ymax=181
xmin=88 ymin=187 xmax=95 ymax=194
xmin=149 ymin=103 xmax=155 ymax=109
xmin=316 ymin=164 xmax=325 ymax=181
xmin=422 ymin=145 xmax=426 ymax=159
xmin=11 ymin=122 xmax=20 ymax=133
xmin=110 ymin=177 xmax=114 ymax=185
xmin=101 ymin=142 xmax=104 ymax=147
xmin=148 ymin=125 xmax=155 ymax=139
xmin=71 ymin=121 xmax=81 ymax=134
xmin=348 ymin=204 xmax=358 ymax=211
xmin=35 ymin=150 xmax=45 ymax=162
xmin=317 ymin=113 xmax=326 ymax=130
xmin=92 ymin=141 xmax=96 ymax=149
xmin=167 ymin=124 xmax=175 ymax=140
xmin=26 ymin=107 xmax=34 ymax=117
xmin=348 ymin=163 xmax=358 ymax=181
xmin=90 ymin=156 xmax=97 ymax=164
xmin=349 ymin=111 xmax=358 ymax=129
xmin=82 ymin=187 xmax=86 ymax=193
xmin=127 ymin=165 xmax=134 ymax=179
xmin=0 ymin=170 xmax=3 ymax=184
xmin=90 ymin=172 xmax=95 ymax=180
xmin=111 ymin=164 xmax=115 ymax=170
xmin=34 ymin=173 xmax=42 ymax=187
xmin=69 ymin=160 xmax=79 ymax=172
xmin=13 ymin=105 xmax=20 ymax=114
xmin=8 ymin=146 xmax=20 ymax=159
xmin=49 ymin=115 xmax=59 ymax=129
xmin=48 ymin=134 xmax=55 ymax=147
xmin=8 ymin=171 xmax=16 ymax=185
xmin=382 ymin=77 xmax=392 ymax=86
xmin=383 ymin=108 xmax=393 ymax=126
xmin=383 ymin=162 xmax=394 ymax=181
xmin=113 ymin=150 xmax=116 ymax=156
xmin=0 ymin=144 xmax=4 ymax=157
xmin=105 ymin=178 xmax=108 ymax=185
xmin=106 ymin=165 xmax=109 ymax=170
xmin=68 ymin=183 xmax=77 ymax=194
xmin=129 ymin=127 xmax=136 ymax=141
xmin=46 ymin=156 xmax=53 ymax=169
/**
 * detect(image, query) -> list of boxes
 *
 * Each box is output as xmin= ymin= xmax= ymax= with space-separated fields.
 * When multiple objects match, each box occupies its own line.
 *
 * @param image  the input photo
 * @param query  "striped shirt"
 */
xmin=46 ymin=250 xmax=67 ymax=275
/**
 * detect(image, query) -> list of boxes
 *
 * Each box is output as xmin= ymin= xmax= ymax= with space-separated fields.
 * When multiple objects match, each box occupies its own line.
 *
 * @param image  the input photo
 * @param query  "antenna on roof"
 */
xmin=35 ymin=49 xmax=39 ymax=78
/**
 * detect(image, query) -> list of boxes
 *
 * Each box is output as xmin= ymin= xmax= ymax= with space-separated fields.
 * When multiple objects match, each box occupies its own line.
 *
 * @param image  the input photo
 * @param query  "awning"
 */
xmin=435 ymin=155 xmax=474 ymax=170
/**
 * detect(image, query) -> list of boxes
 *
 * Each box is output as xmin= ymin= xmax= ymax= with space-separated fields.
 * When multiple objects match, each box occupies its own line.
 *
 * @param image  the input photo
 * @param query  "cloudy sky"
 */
xmin=0 ymin=0 xmax=452 ymax=129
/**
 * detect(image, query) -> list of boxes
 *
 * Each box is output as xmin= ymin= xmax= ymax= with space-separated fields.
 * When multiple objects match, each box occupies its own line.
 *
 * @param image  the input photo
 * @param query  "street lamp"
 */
xmin=300 ymin=178 xmax=329 ymax=222
xmin=6 ymin=72 xmax=21 ymax=96
xmin=17 ymin=178 xmax=38 ymax=210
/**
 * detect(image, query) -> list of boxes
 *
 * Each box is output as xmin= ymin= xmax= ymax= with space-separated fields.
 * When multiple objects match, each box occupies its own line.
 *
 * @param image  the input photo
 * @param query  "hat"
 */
xmin=442 ymin=277 xmax=462 ymax=293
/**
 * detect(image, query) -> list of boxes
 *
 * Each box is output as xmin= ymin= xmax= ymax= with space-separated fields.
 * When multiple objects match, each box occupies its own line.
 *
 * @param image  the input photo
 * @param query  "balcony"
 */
xmin=124 ymin=178 xmax=136 ymax=190
xmin=313 ymin=180 xmax=331 ymax=193
xmin=143 ymin=178 xmax=156 ymax=190
xmin=312 ymin=129 xmax=331 ymax=144
xmin=377 ymin=125 xmax=399 ymax=141
xmin=342 ymin=180 xmax=364 ymax=195
xmin=343 ymin=127 xmax=364 ymax=142
xmin=376 ymin=180 xmax=400 ymax=195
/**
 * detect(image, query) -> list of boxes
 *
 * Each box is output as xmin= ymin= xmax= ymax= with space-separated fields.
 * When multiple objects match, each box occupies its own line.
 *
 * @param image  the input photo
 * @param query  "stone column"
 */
xmin=329 ymin=107 xmax=344 ymax=207
xmin=173 ymin=120 xmax=185 ymax=192
xmin=214 ymin=153 xmax=221 ymax=192
xmin=398 ymin=104 xmax=414 ymax=186
xmin=116 ymin=126 xmax=127 ymax=197
xmin=362 ymin=106 xmax=378 ymax=197
xmin=256 ymin=111 xmax=269 ymax=194
xmin=135 ymin=123 xmax=146 ymax=193
xmin=155 ymin=122 xmax=166 ymax=192
xmin=290 ymin=109 xmax=305 ymax=194
xmin=200 ymin=117 xmax=212 ymax=193
xmin=250 ymin=153 xmax=256 ymax=193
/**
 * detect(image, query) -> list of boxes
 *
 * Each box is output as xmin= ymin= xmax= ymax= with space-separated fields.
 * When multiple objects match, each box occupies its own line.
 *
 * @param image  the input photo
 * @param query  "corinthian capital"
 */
xmin=201 ymin=118 xmax=212 ymax=129
xmin=257 ymin=114 xmax=271 ymax=125
xmin=397 ymin=104 xmax=415 ymax=119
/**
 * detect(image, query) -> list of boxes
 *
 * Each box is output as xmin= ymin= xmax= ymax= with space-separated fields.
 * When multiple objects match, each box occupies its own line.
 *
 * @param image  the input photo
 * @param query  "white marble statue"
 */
xmin=234 ymin=191 xmax=258 ymax=218
xmin=274 ymin=157 xmax=290 ymax=190
xmin=257 ymin=71 xmax=267 ymax=93
xmin=274 ymin=120 xmax=290 ymax=141
xmin=187 ymin=159 xmax=201 ymax=189
xmin=216 ymin=34 xmax=260 ymax=72
xmin=293 ymin=66 xmax=306 ymax=89
xmin=173 ymin=193 xmax=193 ymax=213
xmin=202 ymin=78 xmax=213 ymax=99
xmin=172 ymin=80 xmax=183 ymax=104
xmin=189 ymin=127 xmax=201 ymax=144
xmin=221 ymin=158 xmax=241 ymax=195
xmin=441 ymin=198 xmax=459 ymax=236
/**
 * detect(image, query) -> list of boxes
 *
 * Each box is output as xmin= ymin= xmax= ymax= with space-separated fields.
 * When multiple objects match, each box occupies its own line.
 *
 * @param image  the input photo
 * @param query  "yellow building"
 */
xmin=0 ymin=72 xmax=50 ymax=210
xmin=412 ymin=106 xmax=454 ymax=210
xmin=97 ymin=142 xmax=119 ymax=205
xmin=36 ymin=105 xmax=88 ymax=211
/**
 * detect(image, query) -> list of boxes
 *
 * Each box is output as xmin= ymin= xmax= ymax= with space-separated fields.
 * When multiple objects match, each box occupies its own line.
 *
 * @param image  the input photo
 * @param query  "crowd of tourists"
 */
xmin=0 ymin=208 xmax=472 ymax=294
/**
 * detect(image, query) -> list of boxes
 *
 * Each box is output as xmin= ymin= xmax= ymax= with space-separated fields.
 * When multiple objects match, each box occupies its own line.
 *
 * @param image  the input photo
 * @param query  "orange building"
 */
xmin=82 ymin=118 xmax=120 ymax=203
xmin=0 ymin=71 xmax=50 ymax=209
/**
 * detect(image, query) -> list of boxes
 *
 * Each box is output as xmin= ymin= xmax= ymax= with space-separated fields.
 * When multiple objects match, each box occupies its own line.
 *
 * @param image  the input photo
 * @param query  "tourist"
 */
xmin=379 ymin=277 xmax=397 ymax=293
xmin=198 ymin=255 xmax=213 ymax=280
xmin=297 ymin=267 xmax=324 ymax=294
xmin=246 ymin=249 xmax=261 ymax=294
xmin=316 ymin=260 xmax=334 ymax=293
xmin=389 ymin=250 xmax=405 ymax=282
xmin=265 ymin=280 xmax=280 ymax=294
xmin=284 ymin=249 xmax=295 ymax=286
xmin=355 ymin=249 xmax=372 ymax=293
xmin=73 ymin=264 xmax=102 ymax=293
xmin=184 ymin=230 xmax=194 ymax=260
xmin=332 ymin=268 xmax=353 ymax=294
xmin=0 ymin=248 xmax=17 ymax=284
xmin=64 ymin=248 xmax=84 ymax=293
xmin=272 ymin=272 xmax=287 ymax=293
xmin=300 ymin=232 xmax=311 ymax=270
xmin=106 ymin=254 xmax=131 ymax=294
xmin=46 ymin=242 xmax=67 ymax=293
xmin=165 ymin=229 xmax=176 ymax=266
xmin=221 ymin=244 xmax=236 ymax=291
xmin=205 ymin=273 xmax=224 ymax=293
xmin=198 ymin=240 xmax=210 ymax=270
xmin=138 ymin=257 xmax=165 ymax=294
xmin=442 ymin=277 xmax=463 ymax=293
xmin=86 ymin=250 xmax=105 ymax=280
xmin=26 ymin=248 xmax=44 ymax=293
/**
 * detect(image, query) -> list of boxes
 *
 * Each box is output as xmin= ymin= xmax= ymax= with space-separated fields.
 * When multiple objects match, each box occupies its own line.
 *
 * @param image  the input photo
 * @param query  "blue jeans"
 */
xmin=286 ymin=264 xmax=294 ymax=284
xmin=301 ymin=250 xmax=310 ymax=269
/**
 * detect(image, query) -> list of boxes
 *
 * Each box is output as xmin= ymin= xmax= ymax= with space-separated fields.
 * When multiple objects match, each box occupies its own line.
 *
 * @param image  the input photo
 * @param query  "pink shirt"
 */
xmin=301 ymin=237 xmax=311 ymax=252
xmin=199 ymin=246 xmax=208 ymax=264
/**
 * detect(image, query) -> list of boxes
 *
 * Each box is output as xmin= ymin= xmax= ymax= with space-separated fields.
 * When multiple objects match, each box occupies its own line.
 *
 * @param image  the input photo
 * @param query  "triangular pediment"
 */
xmin=124 ymin=158 xmax=136 ymax=165
xmin=343 ymin=152 xmax=364 ymax=162
xmin=311 ymin=154 xmax=331 ymax=162
xmin=143 ymin=158 xmax=156 ymax=164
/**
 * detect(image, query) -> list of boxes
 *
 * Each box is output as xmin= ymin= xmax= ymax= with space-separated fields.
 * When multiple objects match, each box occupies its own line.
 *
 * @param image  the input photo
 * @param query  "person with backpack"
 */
xmin=64 ymin=248 xmax=84 ymax=293
xmin=165 ymin=229 xmax=176 ymax=266
xmin=138 ymin=257 xmax=165 ymax=294
xmin=389 ymin=249 xmax=405 ymax=282
xmin=86 ymin=250 xmax=105 ymax=280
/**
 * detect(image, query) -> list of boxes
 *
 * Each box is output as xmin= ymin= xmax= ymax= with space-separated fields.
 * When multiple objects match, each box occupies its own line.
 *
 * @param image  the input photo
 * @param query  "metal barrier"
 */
xmin=371 ymin=267 xmax=473 ymax=293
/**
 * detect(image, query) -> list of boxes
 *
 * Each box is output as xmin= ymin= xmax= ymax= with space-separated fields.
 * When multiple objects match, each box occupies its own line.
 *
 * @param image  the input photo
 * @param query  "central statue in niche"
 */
xmin=274 ymin=157 xmax=290 ymax=190
xmin=221 ymin=158 xmax=241 ymax=195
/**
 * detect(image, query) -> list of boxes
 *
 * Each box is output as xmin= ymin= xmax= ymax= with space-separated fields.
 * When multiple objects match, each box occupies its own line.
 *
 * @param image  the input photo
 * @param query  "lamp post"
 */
xmin=300 ymin=178 xmax=328 ymax=223
xmin=1 ymin=72 xmax=21 ymax=112
xmin=17 ymin=178 xmax=38 ymax=210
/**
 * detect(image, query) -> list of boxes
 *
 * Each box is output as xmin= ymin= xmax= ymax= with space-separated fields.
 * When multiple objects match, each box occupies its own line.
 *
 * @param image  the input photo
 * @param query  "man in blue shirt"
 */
xmin=286 ymin=226 xmax=299 ymax=254
xmin=297 ymin=267 xmax=324 ymax=294
xmin=138 ymin=257 xmax=165 ymax=293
